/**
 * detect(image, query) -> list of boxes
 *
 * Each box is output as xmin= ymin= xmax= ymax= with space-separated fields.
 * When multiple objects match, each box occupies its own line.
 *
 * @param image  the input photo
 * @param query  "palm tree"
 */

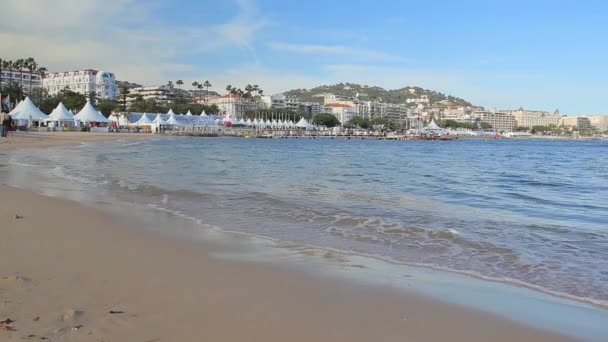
xmin=226 ymin=85 xmax=232 ymax=93
xmin=167 ymin=81 xmax=174 ymax=89
xmin=245 ymin=84 xmax=253 ymax=98
xmin=176 ymin=80 xmax=183 ymax=89
xmin=0 ymin=58 xmax=4 ymax=92
xmin=203 ymin=80 xmax=212 ymax=103
xmin=192 ymin=81 xmax=199 ymax=91
xmin=25 ymin=57 xmax=37 ymax=95
xmin=14 ymin=59 xmax=24 ymax=98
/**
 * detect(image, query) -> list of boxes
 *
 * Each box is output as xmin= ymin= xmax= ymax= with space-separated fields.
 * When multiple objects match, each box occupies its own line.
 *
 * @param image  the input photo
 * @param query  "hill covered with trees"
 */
xmin=284 ymin=83 xmax=473 ymax=106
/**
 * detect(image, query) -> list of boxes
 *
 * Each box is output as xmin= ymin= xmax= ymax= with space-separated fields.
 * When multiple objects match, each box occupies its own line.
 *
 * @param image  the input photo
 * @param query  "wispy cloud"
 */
xmin=0 ymin=0 xmax=268 ymax=85
xmin=268 ymin=42 xmax=403 ymax=62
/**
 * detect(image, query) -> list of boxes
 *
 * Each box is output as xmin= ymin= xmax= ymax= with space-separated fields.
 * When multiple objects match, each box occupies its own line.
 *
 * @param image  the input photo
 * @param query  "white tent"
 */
xmin=8 ymin=100 xmax=23 ymax=116
xmin=296 ymin=117 xmax=310 ymax=128
xmin=10 ymin=97 xmax=48 ymax=121
xmin=167 ymin=109 xmax=176 ymax=116
xmin=136 ymin=113 xmax=154 ymax=126
xmin=166 ymin=114 xmax=182 ymax=126
xmin=75 ymin=101 xmax=110 ymax=123
xmin=201 ymin=110 xmax=207 ymax=116
xmin=46 ymin=102 xmax=74 ymax=122
xmin=426 ymin=120 xmax=442 ymax=130
xmin=186 ymin=110 xmax=193 ymax=116
xmin=152 ymin=113 xmax=168 ymax=125
xmin=246 ymin=118 xmax=253 ymax=126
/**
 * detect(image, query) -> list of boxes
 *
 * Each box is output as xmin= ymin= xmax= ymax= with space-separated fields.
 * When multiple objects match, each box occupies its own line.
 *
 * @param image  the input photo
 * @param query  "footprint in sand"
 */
xmin=0 ymin=275 xmax=31 ymax=287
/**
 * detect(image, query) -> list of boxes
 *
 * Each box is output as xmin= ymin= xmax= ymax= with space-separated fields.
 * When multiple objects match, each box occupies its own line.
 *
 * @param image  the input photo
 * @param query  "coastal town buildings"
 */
xmin=0 ymin=69 xmax=43 ymax=94
xmin=323 ymin=103 xmax=356 ymax=124
xmin=504 ymin=108 xmax=561 ymax=128
xmin=560 ymin=116 xmax=592 ymax=130
xmin=208 ymin=93 xmax=260 ymax=118
xmin=42 ymin=69 xmax=117 ymax=99
xmin=473 ymin=110 xmax=517 ymax=132
xmin=406 ymin=95 xmax=429 ymax=104
xmin=126 ymin=86 xmax=193 ymax=107
xmin=356 ymin=100 xmax=386 ymax=119
xmin=582 ymin=115 xmax=608 ymax=131
xmin=384 ymin=103 xmax=410 ymax=123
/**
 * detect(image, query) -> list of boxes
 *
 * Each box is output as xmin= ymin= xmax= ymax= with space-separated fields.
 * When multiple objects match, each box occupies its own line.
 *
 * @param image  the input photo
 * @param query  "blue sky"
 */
xmin=3 ymin=0 xmax=608 ymax=114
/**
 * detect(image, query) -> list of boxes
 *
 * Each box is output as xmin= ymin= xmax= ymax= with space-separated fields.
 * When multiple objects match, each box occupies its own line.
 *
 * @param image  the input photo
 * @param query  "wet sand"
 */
xmin=0 ymin=185 xmax=577 ymax=341
xmin=0 ymin=134 xmax=577 ymax=341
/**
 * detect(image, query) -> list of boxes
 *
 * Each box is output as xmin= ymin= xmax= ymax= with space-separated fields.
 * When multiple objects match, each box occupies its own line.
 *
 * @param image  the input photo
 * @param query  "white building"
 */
xmin=384 ymin=103 xmax=410 ymax=123
xmin=473 ymin=111 xmax=517 ymax=132
xmin=209 ymin=93 xmax=260 ymax=119
xmin=0 ymin=70 xmax=43 ymax=94
xmin=582 ymin=115 xmax=608 ymax=131
xmin=126 ymin=86 xmax=192 ymax=106
xmin=323 ymin=103 xmax=356 ymax=125
xmin=42 ymin=69 xmax=117 ymax=99
xmin=560 ymin=116 xmax=592 ymax=130
xmin=356 ymin=101 xmax=386 ymax=119
xmin=504 ymin=108 xmax=561 ymax=128
xmin=406 ymin=95 xmax=429 ymax=104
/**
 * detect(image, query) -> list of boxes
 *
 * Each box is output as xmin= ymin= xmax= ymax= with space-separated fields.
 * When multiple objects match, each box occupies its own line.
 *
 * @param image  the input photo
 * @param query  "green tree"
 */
xmin=97 ymin=99 xmax=120 ymax=117
xmin=88 ymin=91 xmax=98 ymax=104
xmin=24 ymin=57 xmax=38 ymax=95
xmin=203 ymin=80 xmax=212 ymax=102
xmin=347 ymin=116 xmax=371 ymax=129
xmin=119 ymin=86 xmax=129 ymax=110
xmin=314 ymin=113 xmax=341 ymax=128
xmin=14 ymin=59 xmax=24 ymax=96
xmin=480 ymin=122 xmax=493 ymax=129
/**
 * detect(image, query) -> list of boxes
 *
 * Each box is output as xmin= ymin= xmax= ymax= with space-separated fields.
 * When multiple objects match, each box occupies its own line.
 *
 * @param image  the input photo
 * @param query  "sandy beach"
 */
xmin=0 ymin=134 xmax=577 ymax=341
xmin=0 ymin=131 xmax=158 ymax=150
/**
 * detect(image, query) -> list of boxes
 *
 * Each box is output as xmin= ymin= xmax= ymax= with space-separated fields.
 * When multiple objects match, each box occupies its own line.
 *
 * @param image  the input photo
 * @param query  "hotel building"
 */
xmin=323 ymin=103 xmax=356 ymax=125
xmin=0 ymin=70 xmax=43 ymax=94
xmin=209 ymin=93 xmax=260 ymax=119
xmin=505 ymin=108 xmax=561 ymax=128
xmin=42 ymin=69 xmax=117 ymax=99
xmin=473 ymin=111 xmax=517 ymax=132
xmin=560 ymin=116 xmax=592 ymax=130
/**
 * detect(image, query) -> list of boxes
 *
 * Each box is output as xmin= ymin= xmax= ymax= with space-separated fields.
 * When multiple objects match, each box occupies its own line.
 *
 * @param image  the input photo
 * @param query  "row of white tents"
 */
xmin=8 ymin=97 xmax=110 ymax=126
xmin=223 ymin=117 xmax=314 ymax=130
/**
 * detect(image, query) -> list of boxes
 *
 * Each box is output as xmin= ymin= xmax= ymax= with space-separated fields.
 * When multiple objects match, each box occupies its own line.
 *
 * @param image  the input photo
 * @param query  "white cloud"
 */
xmin=0 ymin=0 xmax=268 ymax=85
xmin=268 ymin=42 xmax=403 ymax=62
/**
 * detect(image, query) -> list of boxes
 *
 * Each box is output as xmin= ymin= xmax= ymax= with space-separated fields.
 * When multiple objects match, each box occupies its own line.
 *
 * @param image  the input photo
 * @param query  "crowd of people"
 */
xmin=0 ymin=112 xmax=14 ymax=138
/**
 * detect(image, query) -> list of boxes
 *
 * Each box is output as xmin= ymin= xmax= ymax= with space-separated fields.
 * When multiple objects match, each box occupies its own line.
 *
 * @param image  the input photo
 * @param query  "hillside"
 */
xmin=284 ymin=83 xmax=473 ymax=106
xmin=116 ymin=80 xmax=143 ymax=89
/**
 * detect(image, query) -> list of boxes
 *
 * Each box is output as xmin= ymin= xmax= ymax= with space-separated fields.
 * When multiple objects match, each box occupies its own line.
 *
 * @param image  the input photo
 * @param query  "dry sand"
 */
xmin=0 ymin=134 xmax=577 ymax=341
xmin=0 ymin=131 xmax=157 ymax=150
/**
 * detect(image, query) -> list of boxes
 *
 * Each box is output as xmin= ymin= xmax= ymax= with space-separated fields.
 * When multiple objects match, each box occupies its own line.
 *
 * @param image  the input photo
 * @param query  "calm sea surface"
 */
xmin=2 ymin=137 xmax=608 ymax=306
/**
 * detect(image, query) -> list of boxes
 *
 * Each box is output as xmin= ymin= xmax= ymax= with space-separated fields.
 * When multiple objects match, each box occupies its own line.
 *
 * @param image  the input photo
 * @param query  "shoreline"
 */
xmin=0 ymin=185 xmax=576 ymax=341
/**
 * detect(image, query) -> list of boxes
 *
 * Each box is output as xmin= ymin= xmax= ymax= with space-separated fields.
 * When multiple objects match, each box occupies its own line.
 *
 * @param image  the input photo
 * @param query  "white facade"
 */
xmin=582 ymin=115 xmax=608 ymax=131
xmin=209 ymin=94 xmax=260 ymax=119
xmin=406 ymin=95 xmax=429 ymax=104
xmin=560 ymin=116 xmax=592 ymax=129
xmin=323 ymin=103 xmax=356 ymax=125
xmin=127 ymin=86 xmax=182 ymax=106
xmin=356 ymin=101 xmax=386 ymax=119
xmin=505 ymin=109 xmax=561 ymax=128
xmin=0 ymin=70 xmax=42 ymax=94
xmin=42 ymin=69 xmax=117 ymax=99
xmin=473 ymin=111 xmax=517 ymax=132
xmin=384 ymin=103 xmax=410 ymax=123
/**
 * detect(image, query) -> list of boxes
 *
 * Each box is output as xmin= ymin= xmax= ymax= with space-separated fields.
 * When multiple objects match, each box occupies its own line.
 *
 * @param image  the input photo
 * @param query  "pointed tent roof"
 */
xmin=186 ymin=110 xmax=193 ymax=116
xmin=152 ymin=113 xmax=168 ymax=125
xmin=9 ymin=100 xmax=24 ymax=116
xmin=201 ymin=110 xmax=207 ymax=116
xmin=426 ymin=119 xmax=441 ymax=130
xmin=296 ymin=117 xmax=310 ymax=128
xmin=11 ymin=97 xmax=48 ymax=121
xmin=167 ymin=109 xmax=176 ymax=115
xmin=166 ymin=114 xmax=182 ymax=125
xmin=75 ymin=101 xmax=110 ymax=123
xmin=136 ymin=113 xmax=154 ymax=126
xmin=47 ymin=102 xmax=74 ymax=121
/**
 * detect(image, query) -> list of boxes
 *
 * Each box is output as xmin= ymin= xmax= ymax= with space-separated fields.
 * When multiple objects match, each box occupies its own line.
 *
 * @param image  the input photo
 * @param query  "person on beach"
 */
xmin=0 ymin=111 xmax=9 ymax=138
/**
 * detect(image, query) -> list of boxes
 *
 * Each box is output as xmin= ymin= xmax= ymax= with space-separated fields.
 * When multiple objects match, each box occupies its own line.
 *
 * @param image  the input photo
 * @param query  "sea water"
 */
xmin=2 ymin=137 xmax=608 ymax=309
